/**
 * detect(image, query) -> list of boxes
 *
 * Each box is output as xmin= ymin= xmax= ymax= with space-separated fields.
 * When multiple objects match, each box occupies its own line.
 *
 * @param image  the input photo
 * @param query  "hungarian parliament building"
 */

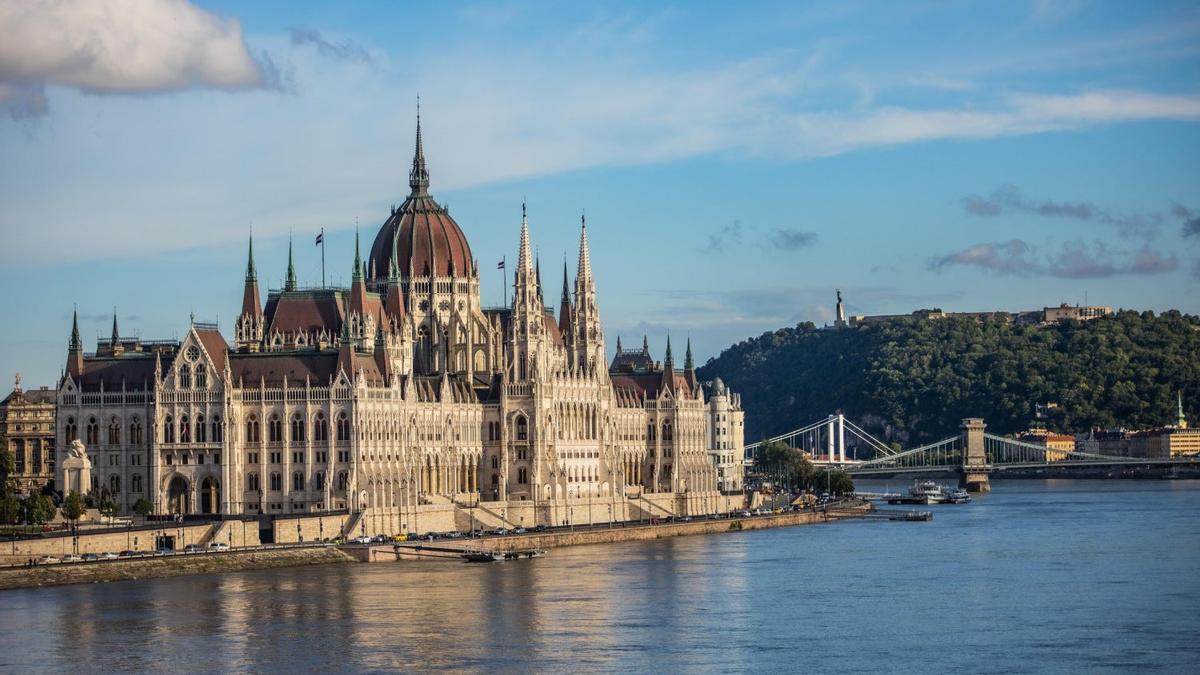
xmin=53 ymin=120 xmax=745 ymax=531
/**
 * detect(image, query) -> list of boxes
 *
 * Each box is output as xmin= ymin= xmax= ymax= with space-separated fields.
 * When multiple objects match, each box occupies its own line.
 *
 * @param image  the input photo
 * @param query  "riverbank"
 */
xmin=0 ymin=545 xmax=354 ymax=591
xmin=362 ymin=501 xmax=873 ymax=562
xmin=2 ymin=502 xmax=872 ymax=588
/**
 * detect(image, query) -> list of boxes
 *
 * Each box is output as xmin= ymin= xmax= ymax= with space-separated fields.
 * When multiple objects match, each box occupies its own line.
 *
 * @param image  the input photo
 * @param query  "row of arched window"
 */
xmin=64 ymin=416 xmax=144 ymax=447
xmin=244 ymin=412 xmax=350 ymax=445
xmin=108 ymin=474 xmax=143 ymax=493
xmin=246 ymin=470 xmax=346 ymax=492
xmin=176 ymin=364 xmax=207 ymax=389
xmin=162 ymin=415 xmax=223 ymax=444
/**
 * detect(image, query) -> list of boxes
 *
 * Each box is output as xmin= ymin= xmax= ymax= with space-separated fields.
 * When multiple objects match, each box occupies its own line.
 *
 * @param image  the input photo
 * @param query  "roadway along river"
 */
xmin=2 ymin=480 xmax=1198 ymax=673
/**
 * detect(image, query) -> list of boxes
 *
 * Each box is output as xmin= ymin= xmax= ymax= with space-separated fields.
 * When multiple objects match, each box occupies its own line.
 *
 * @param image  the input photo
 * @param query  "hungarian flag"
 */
xmin=314 ymin=231 xmax=324 ymax=245
xmin=497 ymin=258 xmax=505 ymax=269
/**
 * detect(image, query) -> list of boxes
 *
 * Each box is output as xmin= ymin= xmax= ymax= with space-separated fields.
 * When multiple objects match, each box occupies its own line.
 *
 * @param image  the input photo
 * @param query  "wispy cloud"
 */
xmin=766 ymin=228 xmax=819 ymax=250
xmin=0 ymin=0 xmax=277 ymax=119
xmin=1176 ymin=205 xmax=1200 ymax=238
xmin=961 ymin=185 xmax=1163 ymax=239
xmin=288 ymin=28 xmax=372 ymax=64
xmin=929 ymin=239 xmax=1179 ymax=278
xmin=699 ymin=221 xmax=744 ymax=254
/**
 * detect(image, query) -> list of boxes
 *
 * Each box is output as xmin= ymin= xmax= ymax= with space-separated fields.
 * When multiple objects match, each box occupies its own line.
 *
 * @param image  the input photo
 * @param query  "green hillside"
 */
xmin=697 ymin=310 xmax=1200 ymax=446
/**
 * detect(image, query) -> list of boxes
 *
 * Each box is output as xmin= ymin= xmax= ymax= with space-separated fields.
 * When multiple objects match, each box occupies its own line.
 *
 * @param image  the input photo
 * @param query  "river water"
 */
xmin=2 ymin=480 xmax=1198 ymax=673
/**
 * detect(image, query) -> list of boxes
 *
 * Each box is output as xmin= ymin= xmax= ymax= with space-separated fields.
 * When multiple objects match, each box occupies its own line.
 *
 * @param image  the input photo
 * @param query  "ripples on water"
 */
xmin=2 ymin=480 xmax=1197 ymax=673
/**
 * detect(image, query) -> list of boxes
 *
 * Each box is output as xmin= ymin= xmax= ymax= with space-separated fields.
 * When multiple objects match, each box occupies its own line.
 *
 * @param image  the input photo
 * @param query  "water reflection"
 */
xmin=2 ymin=481 xmax=1197 ymax=673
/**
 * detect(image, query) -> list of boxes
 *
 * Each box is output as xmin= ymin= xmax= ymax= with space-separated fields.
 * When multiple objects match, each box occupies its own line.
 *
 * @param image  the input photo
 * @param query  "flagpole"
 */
xmin=320 ymin=227 xmax=326 ymax=288
xmin=502 ymin=256 xmax=507 ymax=307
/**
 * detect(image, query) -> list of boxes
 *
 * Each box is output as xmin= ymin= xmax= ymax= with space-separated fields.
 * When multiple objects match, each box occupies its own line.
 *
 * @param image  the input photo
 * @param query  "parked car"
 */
xmin=154 ymin=548 xmax=172 ymax=556
xmin=37 ymin=555 xmax=61 ymax=564
xmin=494 ymin=528 xmax=509 ymax=536
xmin=405 ymin=533 xmax=419 ymax=541
xmin=371 ymin=534 xmax=390 ymax=544
xmin=80 ymin=553 xmax=99 ymax=562
xmin=392 ymin=533 xmax=408 ymax=542
xmin=118 ymin=550 xmax=140 ymax=558
xmin=99 ymin=552 xmax=119 ymax=560
xmin=739 ymin=511 xmax=752 ymax=518
xmin=351 ymin=535 xmax=372 ymax=545
xmin=512 ymin=527 xmax=527 ymax=534
xmin=63 ymin=554 xmax=83 ymax=563
xmin=533 ymin=524 xmax=548 ymax=532
xmin=207 ymin=542 xmax=230 ymax=551
xmin=183 ymin=544 xmax=202 ymax=554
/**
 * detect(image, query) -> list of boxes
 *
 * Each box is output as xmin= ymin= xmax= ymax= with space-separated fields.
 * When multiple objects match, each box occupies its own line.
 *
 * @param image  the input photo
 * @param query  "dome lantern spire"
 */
xmin=409 ymin=97 xmax=429 ymax=195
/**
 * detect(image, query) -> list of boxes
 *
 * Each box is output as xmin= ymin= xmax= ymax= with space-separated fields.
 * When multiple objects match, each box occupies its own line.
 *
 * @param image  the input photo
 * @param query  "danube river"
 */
xmin=2 ymin=480 xmax=1198 ymax=673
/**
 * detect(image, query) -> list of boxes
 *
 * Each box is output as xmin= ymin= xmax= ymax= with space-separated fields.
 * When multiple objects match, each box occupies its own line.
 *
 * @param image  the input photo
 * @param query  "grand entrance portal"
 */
xmin=201 ymin=477 xmax=219 ymax=514
xmin=167 ymin=476 xmax=190 ymax=515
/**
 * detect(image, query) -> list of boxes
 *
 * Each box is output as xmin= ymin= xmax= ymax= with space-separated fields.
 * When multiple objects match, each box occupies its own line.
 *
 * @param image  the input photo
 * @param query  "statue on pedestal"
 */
xmin=61 ymin=439 xmax=92 ymax=496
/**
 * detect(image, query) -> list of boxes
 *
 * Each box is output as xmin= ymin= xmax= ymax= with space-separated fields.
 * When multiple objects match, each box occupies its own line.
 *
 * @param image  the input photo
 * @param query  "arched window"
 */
xmin=65 ymin=417 xmax=77 ymax=442
xmin=315 ymin=471 xmax=326 ymax=490
xmin=337 ymin=471 xmax=349 ymax=490
xmin=86 ymin=417 xmax=99 ymax=445
xmin=248 ymin=473 xmax=260 ymax=492
xmin=269 ymin=472 xmax=282 ymax=491
xmin=110 ymin=474 xmax=121 ymax=494
xmin=648 ymin=424 xmax=656 ymax=442
xmin=336 ymin=412 xmax=350 ymax=442
xmin=179 ymin=365 xmax=191 ymax=389
xmin=195 ymin=415 xmax=206 ymax=443
xmin=180 ymin=415 xmax=191 ymax=443
xmin=662 ymin=421 xmax=672 ymax=442
xmin=518 ymin=467 xmax=528 ymax=484
xmin=515 ymin=415 xmax=528 ymax=441
xmin=246 ymin=415 xmax=260 ymax=443
xmin=292 ymin=472 xmax=305 ymax=491
xmin=314 ymin=413 xmax=328 ymax=442
xmin=268 ymin=414 xmax=282 ymax=443
xmin=163 ymin=416 xmax=175 ymax=443
xmin=195 ymin=363 xmax=206 ymax=388
xmin=291 ymin=413 xmax=305 ymax=443
xmin=131 ymin=475 xmax=143 ymax=493
xmin=491 ymin=456 xmax=499 ymax=469
xmin=129 ymin=418 xmax=143 ymax=445
xmin=108 ymin=417 xmax=121 ymax=445
xmin=211 ymin=415 xmax=222 ymax=442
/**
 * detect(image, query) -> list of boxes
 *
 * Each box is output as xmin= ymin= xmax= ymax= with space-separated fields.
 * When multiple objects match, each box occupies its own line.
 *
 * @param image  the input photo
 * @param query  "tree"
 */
xmin=0 ymin=495 xmax=19 ymax=524
xmin=755 ymin=440 xmax=813 ymax=491
xmin=0 ymin=447 xmax=13 ymax=500
xmin=809 ymin=470 xmax=855 ymax=496
xmin=133 ymin=498 xmax=153 ymax=517
xmin=98 ymin=498 xmax=117 ymax=520
xmin=61 ymin=491 xmax=85 ymax=524
xmin=27 ymin=494 xmax=56 ymax=526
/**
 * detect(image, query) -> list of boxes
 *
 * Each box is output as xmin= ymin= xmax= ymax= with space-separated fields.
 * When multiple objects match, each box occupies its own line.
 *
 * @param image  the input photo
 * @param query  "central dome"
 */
xmin=369 ymin=118 xmax=473 ymax=281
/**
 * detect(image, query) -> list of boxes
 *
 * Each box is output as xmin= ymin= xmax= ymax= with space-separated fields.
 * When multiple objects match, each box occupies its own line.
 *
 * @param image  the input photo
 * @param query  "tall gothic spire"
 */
xmin=409 ymin=97 xmax=430 ymax=195
xmin=535 ymin=255 xmax=543 ymax=304
xmin=561 ymin=259 xmax=570 ymax=304
xmin=352 ymin=228 xmax=363 ymax=282
xmin=664 ymin=334 xmax=674 ymax=369
xmin=684 ymin=337 xmax=694 ymax=371
xmin=69 ymin=306 xmax=82 ymax=351
xmin=285 ymin=236 xmax=297 ymax=291
xmin=517 ymin=200 xmax=533 ymax=277
xmin=245 ymin=231 xmax=257 ymax=281
xmin=576 ymin=212 xmax=593 ymax=283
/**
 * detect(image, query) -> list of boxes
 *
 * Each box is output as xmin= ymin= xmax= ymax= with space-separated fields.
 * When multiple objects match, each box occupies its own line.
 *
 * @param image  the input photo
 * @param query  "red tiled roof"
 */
xmin=370 ymin=194 xmax=473 ymax=281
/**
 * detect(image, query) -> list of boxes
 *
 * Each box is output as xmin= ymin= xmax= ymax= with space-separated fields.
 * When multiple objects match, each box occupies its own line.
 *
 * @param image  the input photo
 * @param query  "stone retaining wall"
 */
xmin=0 ymin=546 xmax=354 ymax=591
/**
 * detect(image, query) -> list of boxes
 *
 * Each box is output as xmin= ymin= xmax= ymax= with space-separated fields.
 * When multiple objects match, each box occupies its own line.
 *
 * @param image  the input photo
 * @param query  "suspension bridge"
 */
xmin=744 ymin=416 xmax=1199 ymax=492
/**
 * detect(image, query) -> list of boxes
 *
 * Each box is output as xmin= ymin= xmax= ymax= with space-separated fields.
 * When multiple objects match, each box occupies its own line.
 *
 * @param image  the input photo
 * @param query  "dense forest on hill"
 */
xmin=697 ymin=310 xmax=1200 ymax=446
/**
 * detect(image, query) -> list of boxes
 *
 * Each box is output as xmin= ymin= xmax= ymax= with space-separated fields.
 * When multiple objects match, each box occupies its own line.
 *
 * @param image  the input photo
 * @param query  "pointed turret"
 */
xmin=535 ymin=255 xmax=543 ymax=305
xmin=284 ymin=236 xmax=297 ymax=291
xmin=616 ymin=335 xmax=623 ymax=352
xmin=236 ymin=233 xmax=264 ymax=352
xmin=660 ymin=334 xmax=676 ymax=393
xmin=684 ymin=337 xmax=698 ymax=392
xmin=349 ymin=229 xmax=369 ymax=338
xmin=67 ymin=306 xmax=84 ymax=378
xmin=110 ymin=310 xmax=124 ymax=356
xmin=572 ymin=212 xmax=604 ymax=373
xmin=558 ymin=259 xmax=572 ymax=331
xmin=642 ymin=334 xmax=649 ymax=354
xmin=385 ymin=231 xmax=405 ymax=327
xmin=409 ymin=98 xmax=430 ymax=196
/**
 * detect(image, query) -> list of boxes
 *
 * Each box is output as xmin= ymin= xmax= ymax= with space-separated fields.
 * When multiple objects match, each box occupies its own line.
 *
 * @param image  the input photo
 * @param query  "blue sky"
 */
xmin=1 ymin=0 xmax=1198 ymax=388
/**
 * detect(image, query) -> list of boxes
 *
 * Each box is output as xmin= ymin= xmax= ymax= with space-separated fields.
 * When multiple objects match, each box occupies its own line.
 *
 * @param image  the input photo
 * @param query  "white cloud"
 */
xmin=0 ymin=0 xmax=273 ymax=116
